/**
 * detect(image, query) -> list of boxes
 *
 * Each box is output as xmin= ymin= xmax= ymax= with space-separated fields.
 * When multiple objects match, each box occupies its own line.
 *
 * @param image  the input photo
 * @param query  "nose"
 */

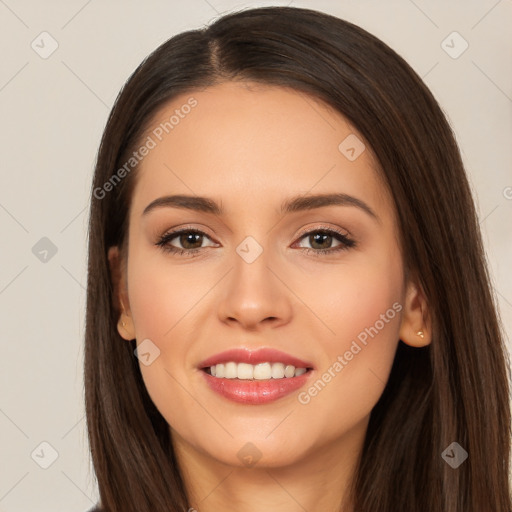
xmin=216 ymin=245 xmax=293 ymax=331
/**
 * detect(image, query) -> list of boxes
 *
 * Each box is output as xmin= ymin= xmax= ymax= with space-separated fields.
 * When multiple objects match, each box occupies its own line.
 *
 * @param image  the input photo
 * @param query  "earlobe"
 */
xmin=398 ymin=278 xmax=432 ymax=347
xmin=108 ymin=246 xmax=136 ymax=341
xmin=117 ymin=313 xmax=136 ymax=341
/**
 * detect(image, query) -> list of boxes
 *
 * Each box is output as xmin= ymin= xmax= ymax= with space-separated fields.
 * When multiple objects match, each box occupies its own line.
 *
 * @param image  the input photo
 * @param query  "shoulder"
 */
xmin=86 ymin=506 xmax=103 ymax=512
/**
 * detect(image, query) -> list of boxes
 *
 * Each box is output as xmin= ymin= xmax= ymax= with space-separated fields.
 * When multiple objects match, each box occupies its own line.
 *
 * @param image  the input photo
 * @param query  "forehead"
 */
xmin=130 ymin=81 xmax=390 ymax=218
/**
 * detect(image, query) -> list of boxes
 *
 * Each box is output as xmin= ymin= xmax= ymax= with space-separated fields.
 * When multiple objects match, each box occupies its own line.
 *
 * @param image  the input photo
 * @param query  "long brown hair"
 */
xmin=84 ymin=6 xmax=512 ymax=511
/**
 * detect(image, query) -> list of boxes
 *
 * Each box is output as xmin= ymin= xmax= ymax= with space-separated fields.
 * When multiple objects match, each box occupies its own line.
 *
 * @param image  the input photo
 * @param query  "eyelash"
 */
xmin=155 ymin=225 xmax=356 ymax=258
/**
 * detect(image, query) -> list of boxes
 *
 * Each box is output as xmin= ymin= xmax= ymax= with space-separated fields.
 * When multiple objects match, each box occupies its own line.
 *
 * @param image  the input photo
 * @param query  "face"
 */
xmin=111 ymin=81 xmax=428 ymax=470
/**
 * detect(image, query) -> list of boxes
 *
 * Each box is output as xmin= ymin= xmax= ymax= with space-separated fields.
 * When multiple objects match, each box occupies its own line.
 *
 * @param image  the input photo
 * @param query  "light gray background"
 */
xmin=0 ymin=1 xmax=511 ymax=511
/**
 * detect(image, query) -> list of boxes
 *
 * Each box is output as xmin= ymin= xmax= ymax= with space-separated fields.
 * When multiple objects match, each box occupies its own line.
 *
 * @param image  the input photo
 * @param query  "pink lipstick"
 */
xmin=198 ymin=348 xmax=314 ymax=404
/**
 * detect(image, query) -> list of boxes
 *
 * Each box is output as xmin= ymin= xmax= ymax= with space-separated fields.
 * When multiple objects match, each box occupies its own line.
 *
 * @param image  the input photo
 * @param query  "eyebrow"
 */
xmin=142 ymin=193 xmax=379 ymax=221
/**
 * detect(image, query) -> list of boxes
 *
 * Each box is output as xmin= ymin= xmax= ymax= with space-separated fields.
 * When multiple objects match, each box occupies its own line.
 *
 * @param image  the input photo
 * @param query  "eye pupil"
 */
xmin=181 ymin=232 xmax=202 ymax=249
xmin=310 ymin=232 xmax=332 ymax=249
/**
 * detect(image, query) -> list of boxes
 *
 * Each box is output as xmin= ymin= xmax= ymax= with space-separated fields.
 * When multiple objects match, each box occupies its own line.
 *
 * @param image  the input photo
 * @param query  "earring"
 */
xmin=416 ymin=330 xmax=424 ymax=338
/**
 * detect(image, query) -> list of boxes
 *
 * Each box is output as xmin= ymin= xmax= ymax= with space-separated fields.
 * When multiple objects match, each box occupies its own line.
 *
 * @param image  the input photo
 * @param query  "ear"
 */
xmin=108 ymin=246 xmax=136 ymax=341
xmin=398 ymin=277 xmax=431 ymax=347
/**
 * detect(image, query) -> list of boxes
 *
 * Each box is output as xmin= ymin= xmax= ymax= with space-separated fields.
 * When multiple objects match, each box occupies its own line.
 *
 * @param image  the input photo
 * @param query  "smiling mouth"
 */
xmin=202 ymin=361 xmax=313 ymax=380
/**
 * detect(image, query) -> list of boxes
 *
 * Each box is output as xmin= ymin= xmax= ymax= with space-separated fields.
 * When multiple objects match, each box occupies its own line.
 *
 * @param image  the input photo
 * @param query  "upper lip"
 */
xmin=198 ymin=348 xmax=314 ymax=369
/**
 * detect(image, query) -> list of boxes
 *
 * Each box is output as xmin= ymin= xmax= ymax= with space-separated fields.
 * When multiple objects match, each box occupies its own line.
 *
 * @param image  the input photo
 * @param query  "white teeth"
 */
xmin=206 ymin=361 xmax=309 ymax=380
xmin=238 ymin=363 xmax=254 ymax=380
xmin=271 ymin=362 xmax=285 ymax=378
xmin=225 ymin=362 xmax=237 ymax=379
xmin=215 ymin=363 xmax=225 ymax=378
xmin=284 ymin=364 xmax=295 ymax=378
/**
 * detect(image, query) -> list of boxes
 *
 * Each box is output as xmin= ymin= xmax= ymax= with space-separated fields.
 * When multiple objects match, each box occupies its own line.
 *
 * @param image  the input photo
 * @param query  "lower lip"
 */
xmin=200 ymin=369 xmax=313 ymax=404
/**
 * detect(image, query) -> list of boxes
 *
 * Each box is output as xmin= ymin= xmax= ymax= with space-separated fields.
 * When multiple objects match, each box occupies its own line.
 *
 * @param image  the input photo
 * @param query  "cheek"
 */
xmin=127 ymin=240 xmax=209 ymax=343
xmin=294 ymin=248 xmax=403 ymax=424
xmin=125 ymin=256 xmax=206 ymax=440
xmin=294 ymin=243 xmax=403 ymax=346
xmin=125 ymin=243 xmax=222 ymax=428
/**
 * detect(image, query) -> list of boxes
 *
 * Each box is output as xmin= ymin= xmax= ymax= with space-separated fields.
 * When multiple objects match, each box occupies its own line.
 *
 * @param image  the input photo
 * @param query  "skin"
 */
xmin=109 ymin=81 xmax=431 ymax=512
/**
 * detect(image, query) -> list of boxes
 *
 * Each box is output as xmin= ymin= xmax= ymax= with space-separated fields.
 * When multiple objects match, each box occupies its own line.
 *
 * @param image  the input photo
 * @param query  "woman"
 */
xmin=84 ymin=6 xmax=512 ymax=512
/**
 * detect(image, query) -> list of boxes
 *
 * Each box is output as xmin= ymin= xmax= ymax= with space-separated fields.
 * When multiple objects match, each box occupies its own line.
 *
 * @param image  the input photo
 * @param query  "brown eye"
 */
xmin=307 ymin=232 xmax=335 ymax=250
xmin=177 ymin=232 xmax=203 ymax=250
xmin=155 ymin=226 xmax=355 ymax=258
xmin=294 ymin=227 xmax=356 ymax=255
xmin=155 ymin=229 xmax=217 ymax=256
